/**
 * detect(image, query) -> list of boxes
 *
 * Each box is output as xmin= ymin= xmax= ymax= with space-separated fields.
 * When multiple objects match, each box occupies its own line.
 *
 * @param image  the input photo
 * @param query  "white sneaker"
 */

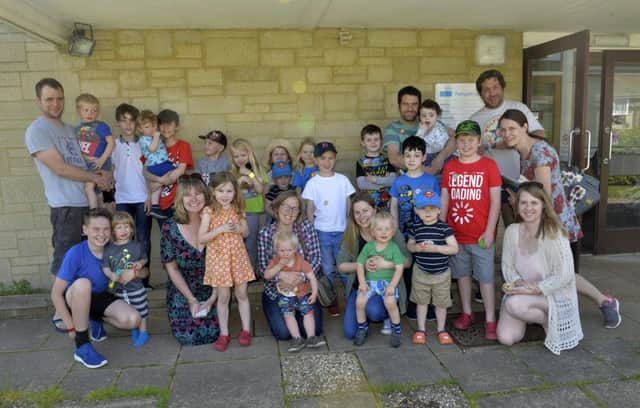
xmin=380 ymin=318 xmax=391 ymax=335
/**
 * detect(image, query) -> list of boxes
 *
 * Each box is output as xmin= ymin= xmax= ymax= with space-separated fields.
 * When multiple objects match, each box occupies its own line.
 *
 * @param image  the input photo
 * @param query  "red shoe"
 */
xmin=238 ymin=330 xmax=251 ymax=347
xmin=214 ymin=335 xmax=231 ymax=352
xmin=328 ymin=302 xmax=341 ymax=317
xmin=484 ymin=321 xmax=497 ymax=341
xmin=453 ymin=313 xmax=475 ymax=330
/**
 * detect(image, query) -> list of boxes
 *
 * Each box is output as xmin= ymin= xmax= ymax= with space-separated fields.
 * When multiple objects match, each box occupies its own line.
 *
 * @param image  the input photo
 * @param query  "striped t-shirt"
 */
xmin=408 ymin=220 xmax=453 ymax=274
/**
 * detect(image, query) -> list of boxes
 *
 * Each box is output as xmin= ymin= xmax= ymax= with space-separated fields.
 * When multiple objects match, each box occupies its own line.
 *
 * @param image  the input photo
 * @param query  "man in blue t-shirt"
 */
xmin=50 ymin=209 xmax=146 ymax=369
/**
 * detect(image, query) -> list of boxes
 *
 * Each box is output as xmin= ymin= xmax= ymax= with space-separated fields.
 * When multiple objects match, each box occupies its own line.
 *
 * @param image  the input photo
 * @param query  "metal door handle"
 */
xmin=582 ymin=129 xmax=592 ymax=171
xmin=607 ymin=127 xmax=613 ymax=161
xmin=568 ymin=128 xmax=579 ymax=167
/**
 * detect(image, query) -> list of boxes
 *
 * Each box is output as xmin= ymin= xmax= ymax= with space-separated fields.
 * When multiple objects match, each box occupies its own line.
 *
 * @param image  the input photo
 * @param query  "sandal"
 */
xmin=51 ymin=317 xmax=67 ymax=333
xmin=437 ymin=331 xmax=453 ymax=345
xmin=412 ymin=331 xmax=426 ymax=344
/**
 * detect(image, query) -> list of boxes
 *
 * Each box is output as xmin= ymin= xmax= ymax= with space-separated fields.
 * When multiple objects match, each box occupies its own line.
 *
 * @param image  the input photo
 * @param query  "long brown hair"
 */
xmin=515 ymin=182 xmax=567 ymax=239
xmin=208 ymin=172 xmax=245 ymax=216
xmin=174 ymin=174 xmax=210 ymax=224
xmin=498 ymin=109 xmax=545 ymax=141
xmin=343 ymin=192 xmax=377 ymax=257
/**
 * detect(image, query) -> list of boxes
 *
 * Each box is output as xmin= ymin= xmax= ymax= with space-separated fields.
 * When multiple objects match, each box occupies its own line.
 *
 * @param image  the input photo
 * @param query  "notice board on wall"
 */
xmin=435 ymin=83 xmax=484 ymax=128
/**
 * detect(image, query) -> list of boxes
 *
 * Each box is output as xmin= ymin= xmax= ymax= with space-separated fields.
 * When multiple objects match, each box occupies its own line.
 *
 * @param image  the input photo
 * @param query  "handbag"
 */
xmin=316 ymin=275 xmax=336 ymax=307
xmin=560 ymin=166 xmax=600 ymax=216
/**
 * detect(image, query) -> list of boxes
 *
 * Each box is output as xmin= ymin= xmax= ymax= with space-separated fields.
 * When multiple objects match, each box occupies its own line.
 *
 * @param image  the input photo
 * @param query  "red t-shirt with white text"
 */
xmin=441 ymin=157 xmax=501 ymax=244
xmin=159 ymin=140 xmax=193 ymax=210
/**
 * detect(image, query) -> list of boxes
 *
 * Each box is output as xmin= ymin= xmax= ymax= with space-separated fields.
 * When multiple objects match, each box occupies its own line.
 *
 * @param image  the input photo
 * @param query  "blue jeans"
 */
xmin=116 ymin=202 xmax=152 ymax=286
xmin=343 ymin=289 xmax=387 ymax=339
xmin=151 ymin=205 xmax=174 ymax=229
xmin=316 ymin=230 xmax=348 ymax=290
xmin=262 ymin=292 xmax=323 ymax=340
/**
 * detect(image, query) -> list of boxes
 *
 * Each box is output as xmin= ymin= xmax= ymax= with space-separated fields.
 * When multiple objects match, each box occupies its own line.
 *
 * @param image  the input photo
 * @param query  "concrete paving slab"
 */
xmin=40 ymin=330 xmax=75 ymax=350
xmin=289 ymin=392 xmax=377 ymax=408
xmin=116 ymin=365 xmax=172 ymax=391
xmin=582 ymin=337 xmax=640 ymax=377
xmin=0 ymin=350 xmax=72 ymax=391
xmin=281 ymin=352 xmax=365 ymax=396
xmin=178 ymin=335 xmax=278 ymax=364
xmin=0 ymin=318 xmax=51 ymax=351
xmin=356 ymin=346 xmax=450 ymax=387
xmin=145 ymin=312 xmax=171 ymax=335
xmin=59 ymin=367 xmax=118 ymax=398
xmin=323 ymin=316 xmax=414 ymax=352
xmin=92 ymin=334 xmax=179 ymax=369
xmin=170 ymin=356 xmax=283 ymax=408
xmin=476 ymin=386 xmax=598 ymax=408
xmin=587 ymin=379 xmax=640 ymax=408
xmin=577 ymin=304 xmax=640 ymax=345
xmin=511 ymin=343 xmax=619 ymax=384
xmin=277 ymin=336 xmax=328 ymax=356
xmin=382 ymin=384 xmax=470 ymax=408
xmin=437 ymin=346 xmax=542 ymax=393
xmin=60 ymin=398 xmax=159 ymax=408
xmin=619 ymin=301 xmax=640 ymax=324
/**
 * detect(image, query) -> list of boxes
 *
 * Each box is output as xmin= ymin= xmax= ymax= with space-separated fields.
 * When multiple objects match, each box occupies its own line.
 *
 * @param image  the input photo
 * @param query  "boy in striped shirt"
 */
xmin=407 ymin=191 xmax=459 ymax=345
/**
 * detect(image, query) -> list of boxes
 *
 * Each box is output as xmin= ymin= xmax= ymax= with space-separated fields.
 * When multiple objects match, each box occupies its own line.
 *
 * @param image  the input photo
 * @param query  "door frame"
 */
xmin=523 ymin=30 xmax=590 ymax=168
xmin=595 ymin=50 xmax=640 ymax=253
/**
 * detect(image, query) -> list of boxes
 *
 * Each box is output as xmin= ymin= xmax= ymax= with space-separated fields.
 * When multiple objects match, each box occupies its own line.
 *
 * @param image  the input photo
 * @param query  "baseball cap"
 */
xmin=314 ymin=141 xmax=337 ymax=157
xmin=271 ymin=161 xmax=292 ymax=178
xmin=413 ymin=190 xmax=441 ymax=209
xmin=455 ymin=120 xmax=481 ymax=138
xmin=198 ymin=130 xmax=227 ymax=147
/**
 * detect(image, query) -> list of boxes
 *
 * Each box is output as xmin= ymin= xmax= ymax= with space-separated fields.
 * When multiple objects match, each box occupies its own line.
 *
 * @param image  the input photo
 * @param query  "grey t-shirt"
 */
xmin=195 ymin=155 xmax=231 ymax=186
xmin=102 ymin=241 xmax=144 ymax=292
xmin=25 ymin=116 xmax=88 ymax=207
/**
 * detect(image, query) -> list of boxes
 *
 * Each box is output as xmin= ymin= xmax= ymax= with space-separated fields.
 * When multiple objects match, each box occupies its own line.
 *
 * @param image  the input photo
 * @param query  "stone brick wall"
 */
xmin=0 ymin=22 xmax=523 ymax=287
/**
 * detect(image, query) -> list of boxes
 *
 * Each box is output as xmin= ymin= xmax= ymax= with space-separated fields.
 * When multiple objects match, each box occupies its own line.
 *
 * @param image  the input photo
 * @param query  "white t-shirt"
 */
xmin=471 ymin=100 xmax=544 ymax=149
xmin=111 ymin=137 xmax=148 ymax=204
xmin=301 ymin=173 xmax=355 ymax=232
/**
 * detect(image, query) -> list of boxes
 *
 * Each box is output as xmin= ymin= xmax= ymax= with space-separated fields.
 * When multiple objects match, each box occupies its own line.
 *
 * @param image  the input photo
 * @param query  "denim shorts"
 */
xmin=364 ymin=280 xmax=399 ymax=302
xmin=278 ymin=294 xmax=313 ymax=316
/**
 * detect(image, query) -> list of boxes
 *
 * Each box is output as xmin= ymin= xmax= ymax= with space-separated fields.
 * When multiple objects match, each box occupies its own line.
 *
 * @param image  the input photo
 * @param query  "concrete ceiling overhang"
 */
xmin=2 ymin=0 xmax=640 ymax=45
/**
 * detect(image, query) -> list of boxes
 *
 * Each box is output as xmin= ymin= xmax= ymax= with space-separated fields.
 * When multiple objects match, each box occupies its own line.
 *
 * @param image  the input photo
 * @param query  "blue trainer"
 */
xmin=131 ymin=328 xmax=140 ymax=343
xmin=133 ymin=331 xmax=149 ymax=348
xmin=89 ymin=319 xmax=107 ymax=342
xmin=74 ymin=343 xmax=108 ymax=368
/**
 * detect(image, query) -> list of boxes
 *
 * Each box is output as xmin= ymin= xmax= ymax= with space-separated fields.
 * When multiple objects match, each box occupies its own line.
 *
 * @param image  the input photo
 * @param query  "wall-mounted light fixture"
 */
xmin=68 ymin=23 xmax=95 ymax=57
xmin=475 ymin=35 xmax=506 ymax=66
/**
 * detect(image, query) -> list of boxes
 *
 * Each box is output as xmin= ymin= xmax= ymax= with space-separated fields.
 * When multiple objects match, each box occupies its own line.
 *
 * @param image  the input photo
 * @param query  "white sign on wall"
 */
xmin=435 ymin=83 xmax=484 ymax=128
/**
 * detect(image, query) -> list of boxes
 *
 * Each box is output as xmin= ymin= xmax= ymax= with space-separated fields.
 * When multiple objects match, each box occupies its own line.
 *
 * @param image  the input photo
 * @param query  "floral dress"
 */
xmin=161 ymin=218 xmax=219 ymax=346
xmin=202 ymin=206 xmax=255 ymax=287
xmin=521 ymin=141 xmax=583 ymax=242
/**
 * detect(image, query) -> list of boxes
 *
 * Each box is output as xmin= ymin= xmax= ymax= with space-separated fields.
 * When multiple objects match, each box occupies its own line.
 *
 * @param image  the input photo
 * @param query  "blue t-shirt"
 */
xmin=292 ymin=166 xmax=318 ymax=190
xmin=56 ymin=240 xmax=109 ymax=293
xmin=75 ymin=120 xmax=111 ymax=158
xmin=408 ymin=220 xmax=453 ymax=274
xmin=390 ymin=173 xmax=440 ymax=233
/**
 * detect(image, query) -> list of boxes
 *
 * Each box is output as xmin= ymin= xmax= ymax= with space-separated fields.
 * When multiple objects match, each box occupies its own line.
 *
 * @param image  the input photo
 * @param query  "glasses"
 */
xmin=519 ymin=181 xmax=544 ymax=190
xmin=178 ymin=173 xmax=204 ymax=183
xmin=280 ymin=204 xmax=300 ymax=214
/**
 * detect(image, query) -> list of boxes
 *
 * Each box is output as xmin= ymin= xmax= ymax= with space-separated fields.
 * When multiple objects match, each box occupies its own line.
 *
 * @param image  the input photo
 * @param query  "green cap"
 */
xmin=455 ymin=120 xmax=481 ymax=137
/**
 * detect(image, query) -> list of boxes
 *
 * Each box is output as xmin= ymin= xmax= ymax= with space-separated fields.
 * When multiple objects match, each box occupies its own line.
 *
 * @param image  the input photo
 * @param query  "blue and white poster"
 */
xmin=435 ymin=83 xmax=484 ymax=129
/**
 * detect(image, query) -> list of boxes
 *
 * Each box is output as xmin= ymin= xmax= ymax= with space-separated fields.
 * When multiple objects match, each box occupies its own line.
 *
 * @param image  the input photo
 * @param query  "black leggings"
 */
xmin=570 ymin=240 xmax=581 ymax=274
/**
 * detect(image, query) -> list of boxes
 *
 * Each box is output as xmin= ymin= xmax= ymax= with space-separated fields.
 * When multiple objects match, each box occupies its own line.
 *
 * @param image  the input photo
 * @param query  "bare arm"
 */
xmin=263 ymin=260 xmax=284 ymax=280
xmin=390 ymin=197 xmax=399 ymax=227
xmin=386 ymin=144 xmax=405 ymax=171
xmin=165 ymin=260 xmax=199 ymax=313
xmin=356 ymin=263 xmax=367 ymax=291
xmin=533 ymin=166 xmax=552 ymax=197
xmin=264 ymin=198 xmax=274 ymax=217
xmin=531 ymin=129 xmax=546 ymax=138
xmin=50 ymin=278 xmax=73 ymax=331
xmin=439 ymin=188 xmax=449 ymax=222
xmin=95 ymin=135 xmax=115 ymax=169
xmin=34 ymin=148 xmax=110 ymax=190
xmin=387 ymin=264 xmax=404 ymax=290
xmin=305 ymin=199 xmax=315 ymax=224
xmin=425 ymin=131 xmax=456 ymax=175
xmin=148 ymin=131 xmax=161 ymax=153
xmin=479 ymin=187 xmax=502 ymax=248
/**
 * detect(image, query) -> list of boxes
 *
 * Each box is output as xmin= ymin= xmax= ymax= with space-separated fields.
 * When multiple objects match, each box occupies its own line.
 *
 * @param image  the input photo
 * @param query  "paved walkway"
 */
xmin=0 ymin=254 xmax=639 ymax=407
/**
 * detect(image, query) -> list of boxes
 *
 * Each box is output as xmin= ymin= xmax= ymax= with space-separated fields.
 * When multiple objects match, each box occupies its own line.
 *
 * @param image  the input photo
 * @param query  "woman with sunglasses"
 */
xmin=257 ymin=190 xmax=324 ymax=340
xmin=499 ymin=109 xmax=621 ymax=329
xmin=160 ymin=174 xmax=220 ymax=345
xmin=497 ymin=182 xmax=583 ymax=354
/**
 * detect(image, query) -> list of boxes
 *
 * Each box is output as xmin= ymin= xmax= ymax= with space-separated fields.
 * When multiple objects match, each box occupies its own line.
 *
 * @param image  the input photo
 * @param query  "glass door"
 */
xmin=523 ymin=30 xmax=590 ymax=168
xmin=596 ymin=51 xmax=640 ymax=253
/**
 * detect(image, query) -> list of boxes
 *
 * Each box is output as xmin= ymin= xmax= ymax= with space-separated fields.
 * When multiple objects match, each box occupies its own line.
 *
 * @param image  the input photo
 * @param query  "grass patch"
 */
xmin=85 ymin=385 xmax=167 ymax=403
xmin=0 ymin=387 xmax=65 ymax=408
xmin=0 ymin=280 xmax=46 ymax=296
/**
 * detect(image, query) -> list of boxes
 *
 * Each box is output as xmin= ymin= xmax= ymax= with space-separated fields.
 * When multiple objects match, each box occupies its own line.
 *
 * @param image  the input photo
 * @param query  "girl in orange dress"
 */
xmin=198 ymin=172 xmax=255 ymax=352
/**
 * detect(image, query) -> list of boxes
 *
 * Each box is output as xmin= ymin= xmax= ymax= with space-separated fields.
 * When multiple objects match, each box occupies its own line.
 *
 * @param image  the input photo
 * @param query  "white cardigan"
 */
xmin=501 ymin=224 xmax=583 ymax=354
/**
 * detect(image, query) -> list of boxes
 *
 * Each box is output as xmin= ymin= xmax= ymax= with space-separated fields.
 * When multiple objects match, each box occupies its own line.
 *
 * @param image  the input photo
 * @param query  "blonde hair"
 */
xmin=229 ymin=138 xmax=265 ymax=180
xmin=273 ymin=230 xmax=300 ymax=252
xmin=139 ymin=110 xmax=157 ymax=127
xmin=75 ymin=93 xmax=100 ymax=109
xmin=174 ymin=174 xmax=211 ymax=224
xmin=370 ymin=211 xmax=396 ymax=234
xmin=295 ymin=138 xmax=316 ymax=169
xmin=111 ymin=211 xmax=135 ymax=240
xmin=265 ymin=138 xmax=293 ymax=168
xmin=209 ymin=172 xmax=245 ymax=216
xmin=343 ymin=192 xmax=377 ymax=257
xmin=515 ymin=182 xmax=567 ymax=240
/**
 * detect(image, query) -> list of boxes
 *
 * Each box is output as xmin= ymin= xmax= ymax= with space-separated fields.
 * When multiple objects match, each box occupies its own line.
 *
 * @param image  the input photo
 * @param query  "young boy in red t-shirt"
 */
xmin=440 ymin=120 xmax=501 ymax=340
